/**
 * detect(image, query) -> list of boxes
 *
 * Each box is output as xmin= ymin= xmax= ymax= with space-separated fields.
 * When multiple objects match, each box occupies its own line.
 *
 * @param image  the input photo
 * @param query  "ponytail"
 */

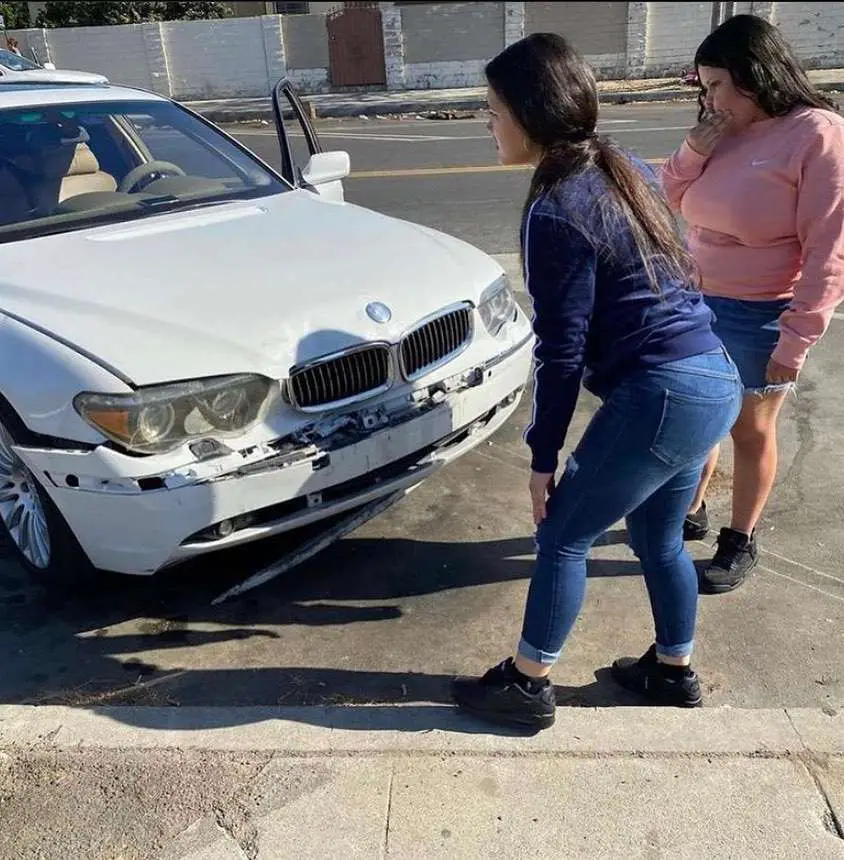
xmin=523 ymin=137 xmax=697 ymax=292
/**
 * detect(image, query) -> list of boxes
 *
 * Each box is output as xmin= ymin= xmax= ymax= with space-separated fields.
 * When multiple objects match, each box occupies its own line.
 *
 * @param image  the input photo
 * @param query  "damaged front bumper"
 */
xmin=15 ymin=334 xmax=533 ymax=575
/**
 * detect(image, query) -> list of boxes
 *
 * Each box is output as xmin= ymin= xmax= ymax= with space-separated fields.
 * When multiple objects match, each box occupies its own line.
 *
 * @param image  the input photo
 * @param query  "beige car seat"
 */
xmin=57 ymin=143 xmax=117 ymax=202
xmin=14 ymin=132 xmax=117 ymax=214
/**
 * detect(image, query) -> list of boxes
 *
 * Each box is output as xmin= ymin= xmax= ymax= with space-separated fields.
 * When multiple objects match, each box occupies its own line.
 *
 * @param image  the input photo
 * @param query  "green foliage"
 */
xmin=36 ymin=1 xmax=230 ymax=28
xmin=0 ymin=2 xmax=31 ymax=29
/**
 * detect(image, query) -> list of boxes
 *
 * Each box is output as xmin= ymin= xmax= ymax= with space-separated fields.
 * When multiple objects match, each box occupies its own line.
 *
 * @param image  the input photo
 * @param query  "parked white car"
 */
xmin=0 ymin=77 xmax=533 ymax=583
xmin=0 ymin=49 xmax=108 ymax=84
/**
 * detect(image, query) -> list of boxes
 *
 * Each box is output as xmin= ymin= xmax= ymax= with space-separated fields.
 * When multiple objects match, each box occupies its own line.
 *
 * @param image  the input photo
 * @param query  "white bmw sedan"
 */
xmin=0 ymin=77 xmax=533 ymax=582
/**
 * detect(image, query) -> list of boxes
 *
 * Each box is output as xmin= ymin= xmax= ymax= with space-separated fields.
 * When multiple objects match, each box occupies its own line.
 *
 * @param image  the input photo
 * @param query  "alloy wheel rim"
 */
xmin=0 ymin=424 xmax=51 ymax=569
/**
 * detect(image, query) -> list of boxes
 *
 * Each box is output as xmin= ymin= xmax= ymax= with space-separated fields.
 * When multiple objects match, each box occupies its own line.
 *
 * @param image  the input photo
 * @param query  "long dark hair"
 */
xmin=695 ymin=14 xmax=838 ymax=121
xmin=485 ymin=33 xmax=694 ymax=290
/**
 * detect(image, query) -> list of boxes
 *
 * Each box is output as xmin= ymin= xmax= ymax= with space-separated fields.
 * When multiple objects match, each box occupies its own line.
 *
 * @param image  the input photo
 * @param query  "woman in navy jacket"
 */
xmin=452 ymin=34 xmax=743 ymax=730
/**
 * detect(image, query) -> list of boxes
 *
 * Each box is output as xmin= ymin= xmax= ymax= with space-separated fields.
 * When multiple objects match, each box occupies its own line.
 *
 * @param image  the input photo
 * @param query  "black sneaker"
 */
xmin=683 ymin=501 xmax=710 ymax=541
xmin=699 ymin=527 xmax=758 ymax=594
xmin=611 ymin=645 xmax=702 ymax=708
xmin=452 ymin=658 xmax=556 ymax=730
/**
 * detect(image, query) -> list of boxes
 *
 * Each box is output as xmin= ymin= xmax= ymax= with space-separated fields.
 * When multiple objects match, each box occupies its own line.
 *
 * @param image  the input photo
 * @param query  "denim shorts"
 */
xmin=704 ymin=295 xmax=793 ymax=395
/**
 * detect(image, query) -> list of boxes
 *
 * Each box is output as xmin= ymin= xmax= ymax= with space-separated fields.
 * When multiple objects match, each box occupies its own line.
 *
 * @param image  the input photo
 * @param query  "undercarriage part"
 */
xmin=210 ymin=489 xmax=408 ymax=604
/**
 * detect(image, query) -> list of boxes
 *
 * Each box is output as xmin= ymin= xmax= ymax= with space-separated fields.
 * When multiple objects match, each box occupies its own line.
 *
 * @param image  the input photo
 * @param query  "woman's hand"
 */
xmin=529 ymin=471 xmax=556 ymax=525
xmin=686 ymin=110 xmax=733 ymax=157
xmin=766 ymin=358 xmax=799 ymax=386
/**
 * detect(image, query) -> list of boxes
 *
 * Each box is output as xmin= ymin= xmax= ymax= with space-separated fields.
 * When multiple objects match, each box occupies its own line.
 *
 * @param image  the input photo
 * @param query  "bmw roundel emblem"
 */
xmin=366 ymin=301 xmax=392 ymax=323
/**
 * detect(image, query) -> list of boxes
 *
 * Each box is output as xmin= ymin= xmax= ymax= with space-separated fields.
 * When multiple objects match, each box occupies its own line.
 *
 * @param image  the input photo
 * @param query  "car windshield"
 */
xmin=0 ymin=50 xmax=40 ymax=72
xmin=0 ymin=98 xmax=288 ymax=242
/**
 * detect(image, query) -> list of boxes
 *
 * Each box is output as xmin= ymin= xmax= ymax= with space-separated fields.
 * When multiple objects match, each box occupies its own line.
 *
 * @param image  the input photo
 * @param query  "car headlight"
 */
xmin=74 ymin=374 xmax=275 ymax=455
xmin=478 ymin=277 xmax=518 ymax=337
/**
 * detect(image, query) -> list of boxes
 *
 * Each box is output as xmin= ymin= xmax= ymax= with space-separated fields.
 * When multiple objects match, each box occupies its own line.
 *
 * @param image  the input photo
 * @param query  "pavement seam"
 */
xmin=1 ymin=706 xmax=837 ymax=756
xmin=0 ymin=747 xmax=821 ymax=760
xmin=760 ymin=564 xmax=844 ymax=605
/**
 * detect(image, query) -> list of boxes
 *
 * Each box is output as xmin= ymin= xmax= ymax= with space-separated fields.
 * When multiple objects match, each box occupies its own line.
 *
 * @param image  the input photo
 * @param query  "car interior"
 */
xmin=0 ymin=115 xmax=120 ymax=224
xmin=0 ymin=103 xmax=282 ymax=233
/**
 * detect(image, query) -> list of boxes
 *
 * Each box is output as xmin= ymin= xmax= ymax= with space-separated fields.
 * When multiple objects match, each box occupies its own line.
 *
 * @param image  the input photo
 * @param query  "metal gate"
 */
xmin=327 ymin=2 xmax=386 ymax=88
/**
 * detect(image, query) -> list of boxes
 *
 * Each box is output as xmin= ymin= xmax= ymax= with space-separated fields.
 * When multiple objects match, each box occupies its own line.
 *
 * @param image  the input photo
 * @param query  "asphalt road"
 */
xmin=1 ymin=102 xmax=841 ymax=716
xmin=228 ymin=101 xmax=698 ymax=254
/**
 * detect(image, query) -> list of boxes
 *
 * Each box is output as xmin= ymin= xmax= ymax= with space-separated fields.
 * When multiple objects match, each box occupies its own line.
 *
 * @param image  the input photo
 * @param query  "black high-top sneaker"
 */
xmin=611 ymin=645 xmax=702 ymax=708
xmin=683 ymin=501 xmax=710 ymax=541
xmin=452 ymin=658 xmax=556 ymax=730
xmin=699 ymin=527 xmax=758 ymax=594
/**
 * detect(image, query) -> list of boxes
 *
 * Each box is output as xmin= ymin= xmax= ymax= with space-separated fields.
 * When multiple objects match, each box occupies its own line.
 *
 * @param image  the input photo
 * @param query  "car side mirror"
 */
xmin=301 ymin=151 xmax=350 ymax=187
xmin=42 ymin=62 xmax=56 ymax=70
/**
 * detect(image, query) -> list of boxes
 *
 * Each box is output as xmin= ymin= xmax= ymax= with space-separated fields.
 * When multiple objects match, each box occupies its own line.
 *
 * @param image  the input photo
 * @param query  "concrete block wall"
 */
xmin=640 ymin=1 xmax=844 ymax=76
xmin=401 ymin=2 xmax=505 ymax=89
xmin=525 ymin=1 xmax=628 ymax=77
xmin=773 ymin=1 xmax=844 ymax=68
xmin=40 ymin=23 xmax=158 ymax=91
xmin=7 ymin=14 xmax=331 ymax=99
xmin=164 ymin=17 xmax=269 ymax=99
xmin=281 ymin=13 xmax=330 ymax=92
xmin=382 ymin=4 xmax=407 ymax=90
xmin=5 ymin=2 xmax=844 ymax=98
xmin=643 ymin=1 xmax=713 ymax=76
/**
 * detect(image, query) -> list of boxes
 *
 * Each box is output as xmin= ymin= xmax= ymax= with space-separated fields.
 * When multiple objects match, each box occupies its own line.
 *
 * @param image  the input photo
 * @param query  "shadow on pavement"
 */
xmin=87 ymin=665 xmax=647 ymax=736
xmin=0 ymin=526 xmax=644 ymax=712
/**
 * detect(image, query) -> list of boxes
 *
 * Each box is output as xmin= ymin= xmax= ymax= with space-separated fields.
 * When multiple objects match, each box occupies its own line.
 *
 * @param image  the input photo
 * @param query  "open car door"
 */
xmin=272 ymin=79 xmax=349 ymax=203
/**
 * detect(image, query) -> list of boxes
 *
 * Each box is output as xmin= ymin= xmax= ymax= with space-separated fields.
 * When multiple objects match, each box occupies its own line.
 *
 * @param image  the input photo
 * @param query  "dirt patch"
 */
xmin=597 ymin=77 xmax=681 ymax=92
xmin=0 ymin=747 xmax=271 ymax=860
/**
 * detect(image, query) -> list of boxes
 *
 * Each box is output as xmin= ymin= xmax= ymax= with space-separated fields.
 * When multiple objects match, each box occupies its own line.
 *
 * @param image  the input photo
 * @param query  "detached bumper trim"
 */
xmin=177 ymin=389 xmax=521 ymax=553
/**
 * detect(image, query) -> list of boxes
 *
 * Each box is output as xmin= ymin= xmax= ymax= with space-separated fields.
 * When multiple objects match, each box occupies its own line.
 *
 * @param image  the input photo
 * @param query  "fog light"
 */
xmin=217 ymin=519 xmax=235 ymax=538
xmin=232 ymin=514 xmax=255 ymax=532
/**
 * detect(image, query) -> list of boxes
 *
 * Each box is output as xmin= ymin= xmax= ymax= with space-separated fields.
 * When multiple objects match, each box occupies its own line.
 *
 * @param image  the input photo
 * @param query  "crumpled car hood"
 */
xmin=0 ymin=190 xmax=504 ymax=386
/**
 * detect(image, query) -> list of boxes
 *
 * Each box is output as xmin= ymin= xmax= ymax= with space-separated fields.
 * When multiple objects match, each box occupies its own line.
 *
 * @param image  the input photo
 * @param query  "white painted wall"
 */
xmin=773 ymin=1 xmax=844 ymax=68
xmin=164 ymin=17 xmax=271 ymax=99
xmin=404 ymin=60 xmax=488 ymax=90
xmin=43 ymin=23 xmax=157 ymax=90
xmin=644 ymin=2 xmax=713 ymax=75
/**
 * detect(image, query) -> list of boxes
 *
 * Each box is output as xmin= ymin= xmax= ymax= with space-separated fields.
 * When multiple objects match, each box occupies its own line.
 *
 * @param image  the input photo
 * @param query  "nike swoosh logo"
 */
xmin=751 ymin=160 xmax=770 ymax=166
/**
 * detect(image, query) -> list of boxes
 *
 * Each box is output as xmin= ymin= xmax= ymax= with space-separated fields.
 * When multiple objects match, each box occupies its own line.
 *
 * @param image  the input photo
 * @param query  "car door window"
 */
xmin=272 ymin=80 xmax=323 ymax=186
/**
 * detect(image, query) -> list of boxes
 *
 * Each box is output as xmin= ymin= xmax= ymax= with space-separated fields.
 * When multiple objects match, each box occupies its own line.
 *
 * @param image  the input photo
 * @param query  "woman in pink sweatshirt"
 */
xmin=663 ymin=14 xmax=844 ymax=593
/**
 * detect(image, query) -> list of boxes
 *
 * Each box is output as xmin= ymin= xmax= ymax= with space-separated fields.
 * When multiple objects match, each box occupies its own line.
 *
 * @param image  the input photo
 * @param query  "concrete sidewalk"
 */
xmin=0 ymin=704 xmax=841 ymax=858
xmin=187 ymin=69 xmax=844 ymax=124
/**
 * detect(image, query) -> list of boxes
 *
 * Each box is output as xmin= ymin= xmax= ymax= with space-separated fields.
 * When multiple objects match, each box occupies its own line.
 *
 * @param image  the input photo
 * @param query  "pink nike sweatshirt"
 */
xmin=662 ymin=106 xmax=844 ymax=370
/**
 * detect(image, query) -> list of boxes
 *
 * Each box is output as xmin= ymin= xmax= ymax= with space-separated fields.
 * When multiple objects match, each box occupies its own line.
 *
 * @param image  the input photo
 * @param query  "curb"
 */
xmin=194 ymin=89 xmax=697 ymax=125
xmin=0 ymin=704 xmax=840 ymax=756
xmin=192 ymin=82 xmax=843 ymax=124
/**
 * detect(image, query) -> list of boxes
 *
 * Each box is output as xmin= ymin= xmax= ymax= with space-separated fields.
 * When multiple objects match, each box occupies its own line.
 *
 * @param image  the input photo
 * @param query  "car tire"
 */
xmin=0 ymin=418 xmax=96 ymax=588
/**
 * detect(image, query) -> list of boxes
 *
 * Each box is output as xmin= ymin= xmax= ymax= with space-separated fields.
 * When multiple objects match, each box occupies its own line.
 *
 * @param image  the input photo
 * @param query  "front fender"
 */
xmin=0 ymin=315 xmax=131 ymax=444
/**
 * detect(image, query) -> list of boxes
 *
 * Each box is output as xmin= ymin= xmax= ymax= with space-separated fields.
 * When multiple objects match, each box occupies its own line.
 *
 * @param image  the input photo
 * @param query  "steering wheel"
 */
xmin=119 ymin=161 xmax=186 ymax=193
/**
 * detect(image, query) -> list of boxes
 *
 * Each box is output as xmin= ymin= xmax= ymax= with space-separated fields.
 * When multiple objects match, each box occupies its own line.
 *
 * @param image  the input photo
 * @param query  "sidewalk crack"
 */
xmin=800 ymin=756 xmax=844 ymax=841
xmin=211 ymin=753 xmax=274 ymax=860
xmin=213 ymin=808 xmax=257 ymax=860
xmin=785 ymin=709 xmax=810 ymax=752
